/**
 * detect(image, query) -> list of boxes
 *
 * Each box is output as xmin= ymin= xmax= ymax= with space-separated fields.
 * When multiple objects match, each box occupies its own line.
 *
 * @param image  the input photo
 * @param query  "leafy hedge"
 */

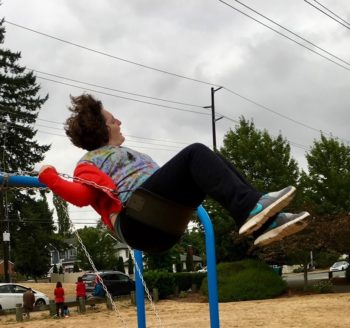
xmin=201 ymin=260 xmax=287 ymax=302
xmin=143 ymin=271 xmax=207 ymax=299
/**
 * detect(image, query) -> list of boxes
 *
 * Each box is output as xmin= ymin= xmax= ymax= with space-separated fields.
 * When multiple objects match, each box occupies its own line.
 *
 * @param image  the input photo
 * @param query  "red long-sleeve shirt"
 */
xmin=54 ymin=287 xmax=65 ymax=303
xmin=76 ymin=281 xmax=86 ymax=298
xmin=38 ymin=163 xmax=122 ymax=229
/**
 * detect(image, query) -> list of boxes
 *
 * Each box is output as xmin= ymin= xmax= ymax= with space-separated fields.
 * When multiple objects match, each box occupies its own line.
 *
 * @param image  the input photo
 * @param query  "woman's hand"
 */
xmin=39 ymin=165 xmax=56 ymax=175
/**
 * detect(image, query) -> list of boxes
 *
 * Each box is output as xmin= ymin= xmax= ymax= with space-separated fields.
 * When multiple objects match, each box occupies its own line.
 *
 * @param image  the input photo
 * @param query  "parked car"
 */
xmin=329 ymin=261 xmax=349 ymax=272
xmin=81 ymin=271 xmax=135 ymax=296
xmin=0 ymin=283 xmax=49 ymax=310
xmin=197 ymin=266 xmax=207 ymax=273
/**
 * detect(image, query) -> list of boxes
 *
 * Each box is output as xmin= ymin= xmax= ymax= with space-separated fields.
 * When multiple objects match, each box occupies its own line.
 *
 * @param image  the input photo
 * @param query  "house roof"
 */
xmin=0 ymin=259 xmax=14 ymax=265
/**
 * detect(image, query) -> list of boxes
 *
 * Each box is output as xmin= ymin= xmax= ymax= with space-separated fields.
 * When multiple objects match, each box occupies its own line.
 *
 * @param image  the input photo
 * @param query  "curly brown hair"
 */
xmin=65 ymin=94 xmax=109 ymax=151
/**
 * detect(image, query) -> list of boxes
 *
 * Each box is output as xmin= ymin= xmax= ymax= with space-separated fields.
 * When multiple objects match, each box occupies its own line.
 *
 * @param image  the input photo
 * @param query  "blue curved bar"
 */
xmin=197 ymin=205 xmax=220 ymax=328
xmin=0 ymin=174 xmax=47 ymax=188
xmin=134 ymin=206 xmax=220 ymax=328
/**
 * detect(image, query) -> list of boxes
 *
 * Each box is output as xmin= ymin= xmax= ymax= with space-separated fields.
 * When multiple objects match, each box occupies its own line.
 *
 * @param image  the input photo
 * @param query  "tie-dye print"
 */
xmin=78 ymin=145 xmax=159 ymax=203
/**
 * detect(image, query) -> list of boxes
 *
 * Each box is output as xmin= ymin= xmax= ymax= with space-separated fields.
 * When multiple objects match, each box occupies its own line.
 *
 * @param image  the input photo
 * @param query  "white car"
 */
xmin=329 ymin=261 xmax=349 ymax=272
xmin=0 ymin=283 xmax=49 ymax=310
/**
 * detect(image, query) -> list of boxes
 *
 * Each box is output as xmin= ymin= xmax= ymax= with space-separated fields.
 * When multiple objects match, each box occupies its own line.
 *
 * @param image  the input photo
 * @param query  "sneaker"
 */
xmin=254 ymin=211 xmax=310 ymax=247
xmin=239 ymin=186 xmax=296 ymax=236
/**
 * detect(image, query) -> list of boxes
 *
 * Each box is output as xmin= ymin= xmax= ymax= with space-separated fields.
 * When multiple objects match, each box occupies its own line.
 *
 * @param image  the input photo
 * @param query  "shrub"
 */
xmin=312 ymin=280 xmax=333 ymax=293
xmin=174 ymin=272 xmax=207 ymax=292
xmin=200 ymin=260 xmax=287 ymax=302
xmin=143 ymin=270 xmax=175 ymax=299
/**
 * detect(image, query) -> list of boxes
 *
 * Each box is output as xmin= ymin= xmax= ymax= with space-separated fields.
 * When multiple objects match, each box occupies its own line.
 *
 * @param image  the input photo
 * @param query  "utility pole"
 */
xmin=0 ymin=124 xmax=10 ymax=282
xmin=204 ymin=87 xmax=223 ymax=152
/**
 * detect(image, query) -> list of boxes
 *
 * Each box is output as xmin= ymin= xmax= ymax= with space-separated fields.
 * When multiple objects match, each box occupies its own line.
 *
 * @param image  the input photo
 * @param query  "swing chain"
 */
xmin=3 ymin=170 xmax=164 ymax=326
xmin=61 ymin=202 xmax=130 ymax=328
xmin=128 ymin=246 xmax=164 ymax=328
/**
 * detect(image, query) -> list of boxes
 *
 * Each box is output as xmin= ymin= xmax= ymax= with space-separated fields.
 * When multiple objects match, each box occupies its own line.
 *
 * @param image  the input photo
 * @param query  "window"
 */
xmin=0 ymin=285 xmax=11 ymax=293
xmin=13 ymin=285 xmax=27 ymax=294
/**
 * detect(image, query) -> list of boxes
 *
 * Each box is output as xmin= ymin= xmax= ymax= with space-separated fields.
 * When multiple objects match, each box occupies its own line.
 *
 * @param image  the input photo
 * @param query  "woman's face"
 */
xmin=102 ymin=109 xmax=125 ymax=146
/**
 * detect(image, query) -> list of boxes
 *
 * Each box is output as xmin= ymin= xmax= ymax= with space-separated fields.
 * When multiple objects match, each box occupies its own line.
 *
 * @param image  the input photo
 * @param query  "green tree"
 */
xmin=12 ymin=197 xmax=55 ymax=281
xmin=128 ymin=256 xmax=134 ymax=275
xmin=53 ymin=263 xmax=58 ymax=274
xmin=117 ymin=256 xmax=125 ymax=273
xmin=144 ymin=245 xmax=180 ymax=272
xmin=205 ymin=117 xmax=301 ymax=262
xmin=301 ymin=134 xmax=350 ymax=215
xmin=220 ymin=117 xmax=299 ymax=192
xmin=75 ymin=226 xmax=118 ymax=270
xmin=73 ymin=262 xmax=80 ymax=272
xmin=53 ymin=195 xmax=71 ymax=237
xmin=0 ymin=18 xmax=49 ymax=172
xmin=0 ymin=18 xmax=50 ymax=281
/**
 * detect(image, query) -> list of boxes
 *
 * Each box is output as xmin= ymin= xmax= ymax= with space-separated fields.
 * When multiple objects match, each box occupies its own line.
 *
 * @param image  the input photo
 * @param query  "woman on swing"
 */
xmin=39 ymin=94 xmax=309 ymax=253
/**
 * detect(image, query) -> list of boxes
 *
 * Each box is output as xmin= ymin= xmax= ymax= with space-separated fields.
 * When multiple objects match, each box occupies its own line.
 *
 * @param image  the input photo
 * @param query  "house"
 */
xmin=115 ymin=242 xmax=203 ymax=273
xmin=49 ymin=238 xmax=79 ymax=273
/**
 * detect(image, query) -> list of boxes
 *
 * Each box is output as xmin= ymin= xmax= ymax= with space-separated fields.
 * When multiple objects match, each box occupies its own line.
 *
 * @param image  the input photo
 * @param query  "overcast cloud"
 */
xmin=2 ymin=0 xmax=350 ymax=227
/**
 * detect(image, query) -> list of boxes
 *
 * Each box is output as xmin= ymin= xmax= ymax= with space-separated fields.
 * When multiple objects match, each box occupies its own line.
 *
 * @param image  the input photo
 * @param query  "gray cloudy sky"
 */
xmin=2 ymin=0 xmax=350 ymax=227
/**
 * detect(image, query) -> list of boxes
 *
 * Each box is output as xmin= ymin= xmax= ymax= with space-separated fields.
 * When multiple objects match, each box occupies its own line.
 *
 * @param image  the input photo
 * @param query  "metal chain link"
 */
xmin=61 ymin=202 xmax=129 ymax=328
xmin=127 ymin=245 xmax=164 ymax=328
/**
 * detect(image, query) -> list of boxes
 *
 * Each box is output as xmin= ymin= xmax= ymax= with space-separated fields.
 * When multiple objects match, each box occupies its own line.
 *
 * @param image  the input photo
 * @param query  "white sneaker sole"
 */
xmin=239 ymin=186 xmax=297 ymax=236
xmin=254 ymin=212 xmax=309 ymax=247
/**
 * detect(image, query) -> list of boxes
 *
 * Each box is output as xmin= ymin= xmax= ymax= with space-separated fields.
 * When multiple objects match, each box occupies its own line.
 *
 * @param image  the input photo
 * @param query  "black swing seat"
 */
xmin=117 ymin=188 xmax=195 ymax=254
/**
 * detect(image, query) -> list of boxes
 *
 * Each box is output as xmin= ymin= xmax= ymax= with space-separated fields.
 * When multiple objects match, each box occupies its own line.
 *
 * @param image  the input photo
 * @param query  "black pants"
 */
xmin=56 ymin=302 xmax=64 ymax=317
xmin=141 ymin=143 xmax=262 ymax=226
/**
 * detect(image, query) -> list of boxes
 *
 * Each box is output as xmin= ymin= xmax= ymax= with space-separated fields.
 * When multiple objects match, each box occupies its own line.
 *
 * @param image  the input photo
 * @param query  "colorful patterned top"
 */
xmin=78 ymin=145 xmax=159 ymax=203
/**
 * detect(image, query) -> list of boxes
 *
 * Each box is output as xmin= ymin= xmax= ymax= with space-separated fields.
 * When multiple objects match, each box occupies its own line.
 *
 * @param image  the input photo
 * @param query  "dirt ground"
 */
xmin=1 ymin=283 xmax=350 ymax=327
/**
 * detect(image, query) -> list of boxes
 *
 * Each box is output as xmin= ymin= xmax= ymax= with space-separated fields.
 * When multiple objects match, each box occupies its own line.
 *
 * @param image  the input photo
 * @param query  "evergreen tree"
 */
xmin=0 ymin=18 xmax=51 ymax=280
xmin=0 ymin=18 xmax=49 ymax=172
xmin=128 ymin=256 xmax=134 ymax=275
xmin=117 ymin=256 xmax=125 ymax=273
xmin=53 ymin=195 xmax=71 ymax=237
xmin=12 ymin=197 xmax=56 ymax=281
xmin=73 ymin=262 xmax=80 ymax=272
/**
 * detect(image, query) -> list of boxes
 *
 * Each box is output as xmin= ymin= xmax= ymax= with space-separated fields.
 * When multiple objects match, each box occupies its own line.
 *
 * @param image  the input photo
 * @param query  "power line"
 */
xmin=36 ymin=74 xmax=350 ymax=144
xmin=4 ymin=20 xmax=221 ymax=88
xmin=304 ymin=0 xmax=350 ymax=30
xmin=0 ymin=108 xmax=194 ymax=146
xmin=218 ymin=0 xmax=350 ymax=71
xmin=4 ymin=21 xmax=348 ymax=143
xmin=36 ymin=75 xmax=211 ymax=116
xmin=27 ymin=68 xmax=205 ymax=109
xmin=222 ymin=86 xmax=350 ymax=144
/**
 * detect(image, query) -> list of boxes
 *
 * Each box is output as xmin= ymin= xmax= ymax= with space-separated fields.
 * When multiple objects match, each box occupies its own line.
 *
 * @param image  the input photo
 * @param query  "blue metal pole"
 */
xmin=197 ymin=205 xmax=220 ymax=328
xmin=0 ymin=174 xmax=46 ymax=188
xmin=134 ymin=249 xmax=146 ymax=328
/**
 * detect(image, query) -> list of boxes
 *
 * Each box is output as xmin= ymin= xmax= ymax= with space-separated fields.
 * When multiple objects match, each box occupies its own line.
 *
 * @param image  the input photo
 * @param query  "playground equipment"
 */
xmin=0 ymin=173 xmax=220 ymax=327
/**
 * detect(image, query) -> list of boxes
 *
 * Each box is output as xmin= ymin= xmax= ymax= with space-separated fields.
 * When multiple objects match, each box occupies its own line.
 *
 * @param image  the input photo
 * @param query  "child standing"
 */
xmin=76 ymin=276 xmax=86 ymax=301
xmin=54 ymin=281 xmax=65 ymax=318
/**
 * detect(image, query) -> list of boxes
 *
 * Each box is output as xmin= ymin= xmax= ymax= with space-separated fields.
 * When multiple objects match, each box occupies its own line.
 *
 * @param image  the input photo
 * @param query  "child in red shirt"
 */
xmin=54 ymin=281 xmax=65 ymax=318
xmin=76 ymin=276 xmax=86 ymax=301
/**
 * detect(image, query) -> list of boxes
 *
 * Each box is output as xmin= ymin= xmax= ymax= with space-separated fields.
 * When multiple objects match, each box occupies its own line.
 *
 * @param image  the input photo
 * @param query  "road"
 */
xmin=283 ymin=270 xmax=345 ymax=283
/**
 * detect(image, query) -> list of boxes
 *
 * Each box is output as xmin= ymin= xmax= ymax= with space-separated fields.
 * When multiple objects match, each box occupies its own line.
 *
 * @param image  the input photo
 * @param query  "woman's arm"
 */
xmin=38 ymin=166 xmax=98 ymax=207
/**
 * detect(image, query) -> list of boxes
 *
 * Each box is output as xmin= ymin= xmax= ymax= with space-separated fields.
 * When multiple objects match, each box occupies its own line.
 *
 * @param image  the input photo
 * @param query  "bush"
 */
xmin=143 ymin=270 xmax=175 ymax=299
xmin=312 ymin=280 xmax=333 ymax=293
xmin=201 ymin=260 xmax=287 ymax=302
xmin=174 ymin=272 xmax=207 ymax=292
